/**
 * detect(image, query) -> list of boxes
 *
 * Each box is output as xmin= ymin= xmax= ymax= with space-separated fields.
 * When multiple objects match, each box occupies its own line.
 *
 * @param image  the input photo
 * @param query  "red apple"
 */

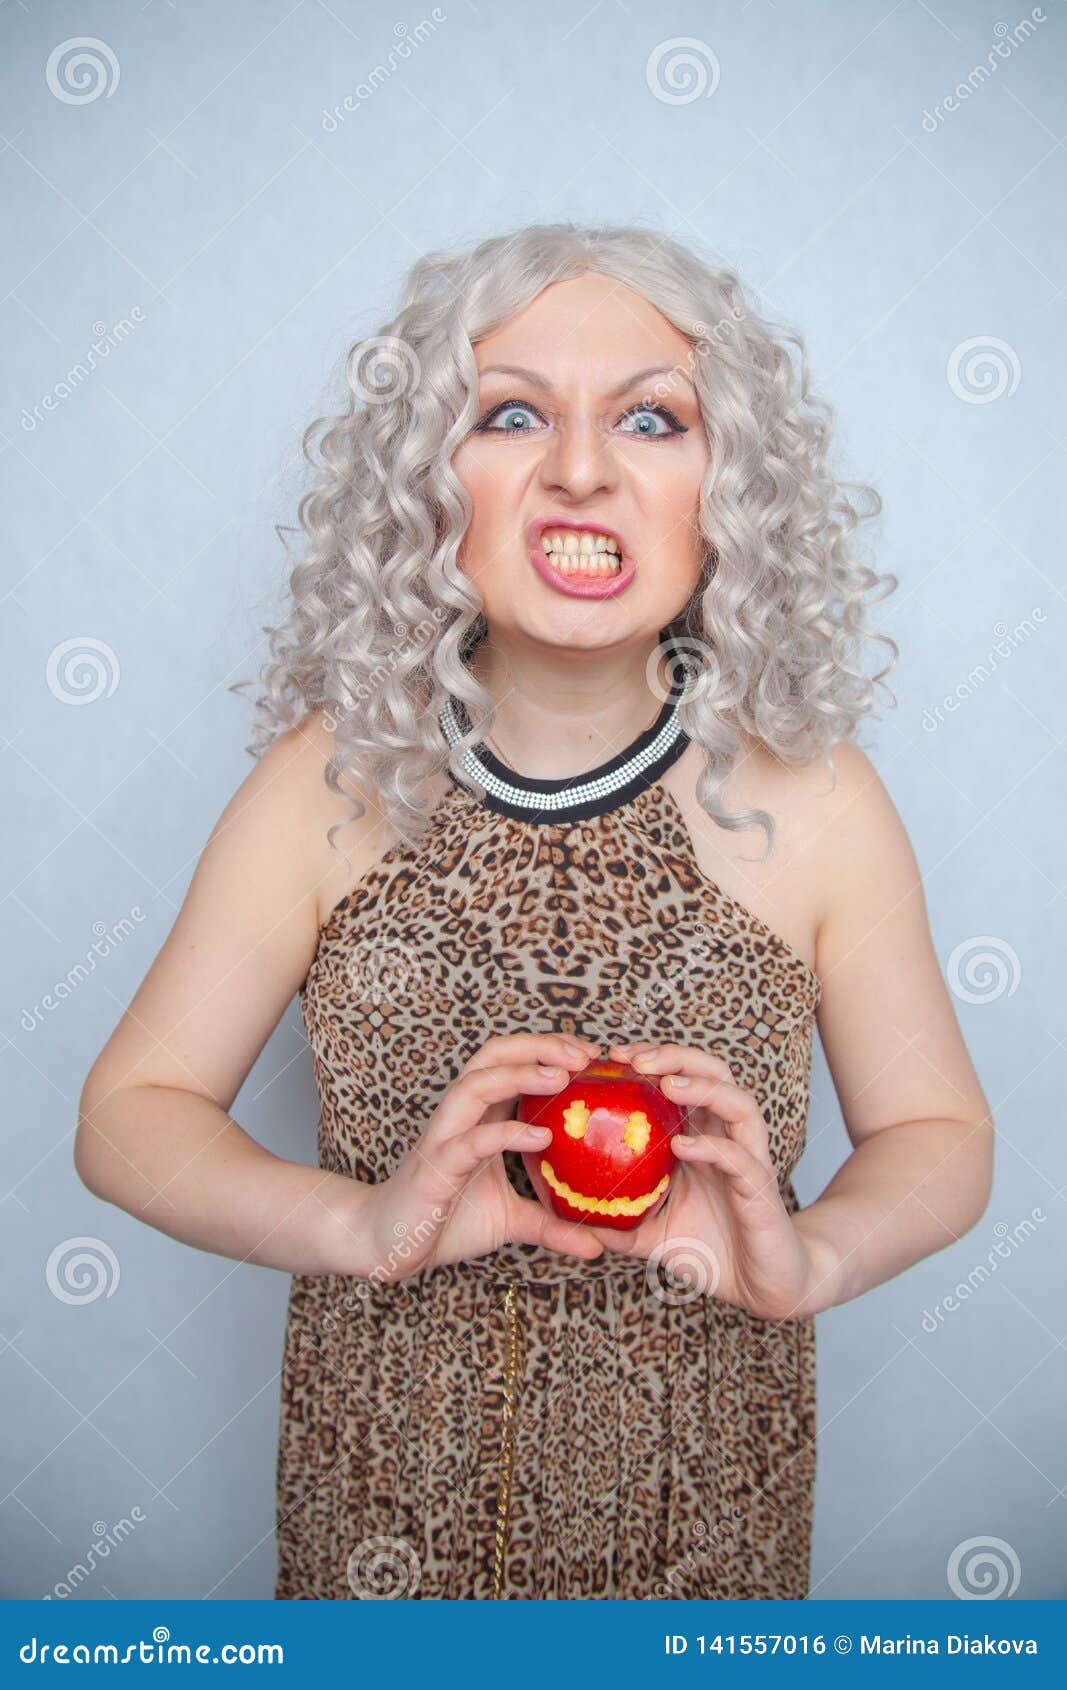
xmin=517 ymin=1057 xmax=684 ymax=1232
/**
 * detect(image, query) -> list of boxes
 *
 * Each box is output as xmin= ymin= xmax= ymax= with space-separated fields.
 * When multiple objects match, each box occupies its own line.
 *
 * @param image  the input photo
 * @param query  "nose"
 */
xmin=536 ymin=414 xmax=618 ymax=502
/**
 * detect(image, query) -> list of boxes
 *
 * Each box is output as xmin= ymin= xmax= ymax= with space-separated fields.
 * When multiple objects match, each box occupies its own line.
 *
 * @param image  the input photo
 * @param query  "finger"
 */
xmin=661 ymin=1077 xmax=770 ymax=1164
xmin=456 ymin=1117 xmax=556 ymax=1172
xmin=460 ymin=1032 xmax=599 ymax=1079
xmin=627 ymin=1043 xmax=736 ymax=1084
xmin=507 ymin=1195 xmax=605 ymax=1259
xmin=584 ymin=1224 xmax=642 ymax=1255
xmin=672 ymin=1133 xmax=780 ymax=1210
xmin=423 ymin=1118 xmax=551 ymax=1188
xmin=432 ymin=1061 xmax=572 ymax=1142
xmin=467 ymin=1117 xmax=557 ymax=1164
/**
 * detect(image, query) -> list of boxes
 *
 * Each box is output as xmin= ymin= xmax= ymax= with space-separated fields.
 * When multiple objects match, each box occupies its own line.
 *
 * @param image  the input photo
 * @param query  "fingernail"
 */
xmin=675 ymin=1134 xmax=694 ymax=1146
xmin=634 ymin=1052 xmax=655 ymax=1066
xmin=538 ymin=1064 xmax=563 ymax=1076
xmin=563 ymin=1041 xmax=586 ymax=1057
xmin=525 ymin=1125 xmax=552 ymax=1138
xmin=668 ymin=1075 xmax=690 ymax=1088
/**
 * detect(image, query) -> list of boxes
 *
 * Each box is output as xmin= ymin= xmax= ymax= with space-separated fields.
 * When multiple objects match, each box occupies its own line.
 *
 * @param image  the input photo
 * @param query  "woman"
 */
xmin=75 ymin=223 xmax=993 ymax=1601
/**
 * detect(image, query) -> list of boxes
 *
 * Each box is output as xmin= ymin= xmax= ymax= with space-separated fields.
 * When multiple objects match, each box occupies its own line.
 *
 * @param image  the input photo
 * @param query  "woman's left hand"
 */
xmin=586 ymin=1041 xmax=824 ymax=1320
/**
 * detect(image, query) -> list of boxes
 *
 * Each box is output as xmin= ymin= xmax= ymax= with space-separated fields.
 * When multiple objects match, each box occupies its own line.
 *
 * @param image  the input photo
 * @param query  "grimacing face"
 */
xmin=450 ymin=272 xmax=711 ymax=657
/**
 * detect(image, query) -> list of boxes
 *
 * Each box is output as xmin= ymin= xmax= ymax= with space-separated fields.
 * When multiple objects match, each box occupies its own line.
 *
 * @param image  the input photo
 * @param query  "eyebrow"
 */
xmin=477 ymin=363 xmax=697 ymax=400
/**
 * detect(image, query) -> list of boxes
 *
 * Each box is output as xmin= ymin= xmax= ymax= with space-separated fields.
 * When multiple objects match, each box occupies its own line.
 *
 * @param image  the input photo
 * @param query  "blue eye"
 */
xmin=473 ymin=398 xmax=687 ymax=438
xmin=618 ymin=405 xmax=685 ymax=437
xmin=476 ymin=401 xmax=546 ymax=434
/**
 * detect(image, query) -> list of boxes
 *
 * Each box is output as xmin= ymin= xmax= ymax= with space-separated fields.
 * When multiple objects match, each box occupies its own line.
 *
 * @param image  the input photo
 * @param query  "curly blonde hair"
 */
xmin=234 ymin=220 xmax=897 ymax=861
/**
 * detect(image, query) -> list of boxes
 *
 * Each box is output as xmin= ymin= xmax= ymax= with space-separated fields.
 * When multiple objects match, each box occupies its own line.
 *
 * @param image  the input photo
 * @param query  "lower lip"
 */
xmin=528 ymin=543 xmax=636 ymax=599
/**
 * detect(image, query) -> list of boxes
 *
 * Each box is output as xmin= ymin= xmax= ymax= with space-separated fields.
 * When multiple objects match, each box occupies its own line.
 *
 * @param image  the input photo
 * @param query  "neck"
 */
xmin=466 ymin=631 xmax=670 ymax=779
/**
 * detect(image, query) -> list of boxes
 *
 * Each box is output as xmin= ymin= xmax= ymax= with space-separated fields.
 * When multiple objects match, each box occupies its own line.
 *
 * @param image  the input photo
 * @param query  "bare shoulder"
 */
xmin=284 ymin=707 xmax=405 ymax=929
xmin=666 ymin=729 xmax=916 ymax=978
xmin=802 ymin=738 xmax=920 ymax=926
xmin=793 ymin=736 xmax=992 ymax=1145
xmin=79 ymin=708 xmax=399 ymax=1115
xmin=665 ymin=732 xmax=833 ymax=971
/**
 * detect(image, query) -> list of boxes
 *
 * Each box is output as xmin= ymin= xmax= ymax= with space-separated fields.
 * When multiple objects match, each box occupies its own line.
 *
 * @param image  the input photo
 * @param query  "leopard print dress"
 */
xmin=275 ymin=713 xmax=822 ymax=1601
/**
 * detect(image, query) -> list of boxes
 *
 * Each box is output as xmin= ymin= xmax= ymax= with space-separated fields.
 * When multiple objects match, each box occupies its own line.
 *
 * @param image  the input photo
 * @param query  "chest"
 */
xmin=303 ymin=803 xmax=820 ymax=1189
xmin=305 ymin=780 xmax=820 ymax=1085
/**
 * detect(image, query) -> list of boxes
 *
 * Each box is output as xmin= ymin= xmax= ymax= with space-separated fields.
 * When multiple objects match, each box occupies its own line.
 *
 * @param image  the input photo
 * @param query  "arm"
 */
xmin=75 ymin=709 xmax=389 ymax=1276
xmin=793 ymin=741 xmax=994 ymax=1313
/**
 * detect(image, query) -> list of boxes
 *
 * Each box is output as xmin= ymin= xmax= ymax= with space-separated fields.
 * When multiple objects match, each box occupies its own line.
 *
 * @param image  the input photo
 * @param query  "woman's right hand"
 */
xmin=340 ymin=1032 xmax=604 ymax=1282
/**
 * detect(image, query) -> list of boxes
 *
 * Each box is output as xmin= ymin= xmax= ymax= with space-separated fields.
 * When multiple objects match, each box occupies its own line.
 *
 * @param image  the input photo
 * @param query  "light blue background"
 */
xmin=2 ymin=0 xmax=1064 ymax=1601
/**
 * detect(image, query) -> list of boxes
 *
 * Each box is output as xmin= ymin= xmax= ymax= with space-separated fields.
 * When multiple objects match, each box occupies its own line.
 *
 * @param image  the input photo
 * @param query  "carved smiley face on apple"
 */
xmin=517 ymin=1057 xmax=685 ymax=1232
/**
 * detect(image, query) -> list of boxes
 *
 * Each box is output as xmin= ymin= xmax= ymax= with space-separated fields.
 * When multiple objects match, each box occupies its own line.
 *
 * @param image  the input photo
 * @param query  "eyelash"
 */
xmin=473 ymin=398 xmax=688 ymax=438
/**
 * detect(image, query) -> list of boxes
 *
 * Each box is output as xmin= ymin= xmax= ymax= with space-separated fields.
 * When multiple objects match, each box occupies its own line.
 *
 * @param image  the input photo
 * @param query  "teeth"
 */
xmin=539 ymin=528 xmax=623 ymax=575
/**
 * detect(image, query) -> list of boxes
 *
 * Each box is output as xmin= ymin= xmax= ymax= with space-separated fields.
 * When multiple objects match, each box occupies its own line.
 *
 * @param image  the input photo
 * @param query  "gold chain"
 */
xmin=489 ymin=1285 xmax=522 ymax=1599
